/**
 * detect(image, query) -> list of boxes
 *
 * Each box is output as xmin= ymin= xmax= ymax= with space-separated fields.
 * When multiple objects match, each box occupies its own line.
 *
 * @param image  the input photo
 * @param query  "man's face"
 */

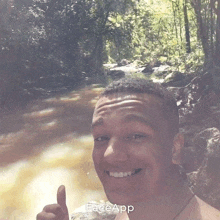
xmin=92 ymin=93 xmax=175 ymax=205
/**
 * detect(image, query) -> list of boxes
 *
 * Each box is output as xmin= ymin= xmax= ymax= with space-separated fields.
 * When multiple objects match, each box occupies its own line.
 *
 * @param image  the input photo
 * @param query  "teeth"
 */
xmin=108 ymin=170 xmax=138 ymax=178
xmin=118 ymin=172 xmax=123 ymax=177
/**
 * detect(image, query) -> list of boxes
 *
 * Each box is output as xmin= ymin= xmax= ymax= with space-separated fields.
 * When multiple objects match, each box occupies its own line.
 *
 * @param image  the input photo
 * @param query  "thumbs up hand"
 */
xmin=36 ymin=185 xmax=69 ymax=220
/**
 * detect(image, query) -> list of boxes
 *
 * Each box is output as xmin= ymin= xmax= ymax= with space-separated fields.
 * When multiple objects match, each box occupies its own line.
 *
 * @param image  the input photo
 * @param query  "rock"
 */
xmin=164 ymin=71 xmax=185 ymax=84
xmin=200 ymin=128 xmax=220 ymax=157
xmin=153 ymin=60 xmax=162 ymax=67
xmin=187 ymin=128 xmax=220 ymax=209
xmin=152 ymin=64 xmax=170 ymax=77
xmin=167 ymin=86 xmax=185 ymax=107
xmin=182 ymin=146 xmax=197 ymax=172
xmin=107 ymin=70 xmax=125 ymax=80
xmin=172 ymin=74 xmax=220 ymax=149
xmin=191 ymin=128 xmax=220 ymax=167
xmin=142 ymin=61 xmax=165 ymax=75
xmin=103 ymin=63 xmax=117 ymax=69
xmin=117 ymin=59 xmax=129 ymax=67
xmin=142 ymin=64 xmax=153 ymax=75
xmin=166 ymin=73 xmax=220 ymax=209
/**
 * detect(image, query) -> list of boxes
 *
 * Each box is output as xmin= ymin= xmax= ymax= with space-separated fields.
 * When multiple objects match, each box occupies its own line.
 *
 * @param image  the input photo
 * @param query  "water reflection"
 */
xmin=0 ymin=87 xmax=105 ymax=220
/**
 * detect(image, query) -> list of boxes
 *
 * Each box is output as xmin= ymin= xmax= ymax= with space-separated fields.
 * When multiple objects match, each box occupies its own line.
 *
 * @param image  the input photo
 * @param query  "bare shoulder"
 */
xmin=195 ymin=196 xmax=220 ymax=219
xmin=114 ymin=212 xmax=129 ymax=220
xmin=177 ymin=195 xmax=220 ymax=220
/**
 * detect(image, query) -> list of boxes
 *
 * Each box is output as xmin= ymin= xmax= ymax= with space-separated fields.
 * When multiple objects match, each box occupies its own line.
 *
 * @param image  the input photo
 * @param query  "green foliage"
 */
xmin=0 ymin=0 xmax=212 ymax=108
xmin=105 ymin=0 xmax=204 ymax=73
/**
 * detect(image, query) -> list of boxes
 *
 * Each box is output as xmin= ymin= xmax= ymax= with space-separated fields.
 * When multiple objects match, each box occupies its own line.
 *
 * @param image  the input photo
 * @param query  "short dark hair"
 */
xmin=100 ymin=78 xmax=179 ymax=135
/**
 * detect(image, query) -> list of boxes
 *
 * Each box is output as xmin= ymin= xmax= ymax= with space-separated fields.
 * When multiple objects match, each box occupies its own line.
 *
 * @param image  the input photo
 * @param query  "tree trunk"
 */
xmin=214 ymin=0 xmax=220 ymax=67
xmin=172 ymin=2 xmax=179 ymax=40
xmin=191 ymin=0 xmax=210 ymax=66
xmin=210 ymin=0 xmax=220 ymax=67
xmin=184 ymin=0 xmax=191 ymax=53
xmin=210 ymin=3 xmax=214 ymax=56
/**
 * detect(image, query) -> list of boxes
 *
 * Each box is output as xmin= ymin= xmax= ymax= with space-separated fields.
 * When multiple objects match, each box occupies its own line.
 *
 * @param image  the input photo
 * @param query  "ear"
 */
xmin=172 ymin=133 xmax=184 ymax=165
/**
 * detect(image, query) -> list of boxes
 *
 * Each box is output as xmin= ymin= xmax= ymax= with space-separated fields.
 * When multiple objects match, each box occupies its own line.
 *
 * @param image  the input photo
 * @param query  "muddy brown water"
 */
xmin=0 ymin=87 xmax=106 ymax=220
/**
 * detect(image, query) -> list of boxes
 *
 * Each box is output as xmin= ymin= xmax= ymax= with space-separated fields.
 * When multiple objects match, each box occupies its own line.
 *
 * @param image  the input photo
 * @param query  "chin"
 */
xmin=106 ymin=193 xmax=131 ymax=205
xmin=105 ymin=189 xmax=139 ymax=206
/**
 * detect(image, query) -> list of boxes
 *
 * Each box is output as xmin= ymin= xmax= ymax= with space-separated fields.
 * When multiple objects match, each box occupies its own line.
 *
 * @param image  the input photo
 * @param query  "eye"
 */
xmin=94 ymin=136 xmax=110 ymax=142
xmin=133 ymin=134 xmax=146 ymax=139
xmin=132 ymin=134 xmax=147 ymax=139
xmin=126 ymin=133 xmax=148 ymax=142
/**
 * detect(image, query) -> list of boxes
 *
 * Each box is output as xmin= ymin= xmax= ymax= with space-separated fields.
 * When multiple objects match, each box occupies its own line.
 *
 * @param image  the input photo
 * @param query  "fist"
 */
xmin=36 ymin=185 xmax=69 ymax=220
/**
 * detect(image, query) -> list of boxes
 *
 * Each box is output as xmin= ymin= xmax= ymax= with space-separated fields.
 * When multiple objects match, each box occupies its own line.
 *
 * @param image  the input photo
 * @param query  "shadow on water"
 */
xmin=0 ymin=86 xmax=106 ymax=220
xmin=0 ymin=86 xmax=102 ymax=166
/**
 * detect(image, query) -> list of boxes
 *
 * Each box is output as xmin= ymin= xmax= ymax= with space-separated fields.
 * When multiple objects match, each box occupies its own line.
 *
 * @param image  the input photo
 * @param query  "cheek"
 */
xmin=128 ymin=146 xmax=155 ymax=167
xmin=130 ymin=143 xmax=169 ymax=168
xmin=92 ymin=152 xmax=101 ymax=176
xmin=92 ymin=149 xmax=98 ymax=163
xmin=92 ymin=147 xmax=104 ymax=167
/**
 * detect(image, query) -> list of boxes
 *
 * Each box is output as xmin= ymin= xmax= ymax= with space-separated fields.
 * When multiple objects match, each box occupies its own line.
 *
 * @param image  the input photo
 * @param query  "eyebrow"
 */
xmin=122 ymin=114 xmax=156 ymax=131
xmin=91 ymin=114 xmax=156 ymax=131
xmin=91 ymin=118 xmax=104 ymax=129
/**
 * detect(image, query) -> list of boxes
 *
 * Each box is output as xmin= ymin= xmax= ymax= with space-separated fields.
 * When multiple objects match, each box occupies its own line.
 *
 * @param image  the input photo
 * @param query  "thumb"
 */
xmin=57 ymin=185 xmax=69 ymax=220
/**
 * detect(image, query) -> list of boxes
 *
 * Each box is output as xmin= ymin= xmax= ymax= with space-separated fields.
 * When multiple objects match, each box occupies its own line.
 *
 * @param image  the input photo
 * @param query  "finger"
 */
xmin=57 ymin=185 xmax=68 ymax=215
xmin=43 ymin=204 xmax=63 ymax=215
xmin=36 ymin=212 xmax=57 ymax=220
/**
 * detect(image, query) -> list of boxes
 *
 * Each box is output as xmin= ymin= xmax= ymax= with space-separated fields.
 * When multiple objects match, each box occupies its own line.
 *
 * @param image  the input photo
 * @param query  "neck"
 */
xmin=127 ymin=180 xmax=194 ymax=220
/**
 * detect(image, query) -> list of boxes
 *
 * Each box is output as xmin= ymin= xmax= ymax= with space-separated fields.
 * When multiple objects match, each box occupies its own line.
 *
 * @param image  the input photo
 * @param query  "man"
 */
xmin=37 ymin=78 xmax=220 ymax=220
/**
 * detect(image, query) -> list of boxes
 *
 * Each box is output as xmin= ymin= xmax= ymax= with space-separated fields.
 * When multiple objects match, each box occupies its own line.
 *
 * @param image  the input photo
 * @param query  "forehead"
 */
xmin=95 ymin=92 xmax=162 ymax=109
xmin=93 ymin=93 xmax=164 ymax=123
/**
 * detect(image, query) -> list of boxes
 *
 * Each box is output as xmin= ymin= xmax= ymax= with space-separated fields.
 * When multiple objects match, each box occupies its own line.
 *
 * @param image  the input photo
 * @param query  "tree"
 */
xmin=0 ymin=0 xmax=139 ymax=109
xmin=184 ymin=0 xmax=191 ymax=53
xmin=210 ymin=0 xmax=220 ymax=66
xmin=191 ymin=0 xmax=220 ymax=69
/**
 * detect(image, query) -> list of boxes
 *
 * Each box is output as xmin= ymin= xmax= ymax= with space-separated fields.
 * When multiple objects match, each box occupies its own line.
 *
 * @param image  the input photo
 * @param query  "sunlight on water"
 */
xmin=23 ymin=108 xmax=56 ymax=118
xmin=0 ymin=86 xmax=105 ymax=219
xmin=0 ymin=136 xmax=105 ymax=220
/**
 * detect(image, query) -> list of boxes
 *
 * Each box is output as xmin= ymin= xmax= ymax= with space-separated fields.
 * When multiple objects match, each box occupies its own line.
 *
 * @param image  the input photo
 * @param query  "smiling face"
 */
xmin=92 ymin=93 xmax=179 ymax=205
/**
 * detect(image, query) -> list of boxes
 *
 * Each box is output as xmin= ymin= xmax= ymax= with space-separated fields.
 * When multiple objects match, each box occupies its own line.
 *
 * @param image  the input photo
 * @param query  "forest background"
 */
xmin=1 ymin=0 xmax=220 ymax=110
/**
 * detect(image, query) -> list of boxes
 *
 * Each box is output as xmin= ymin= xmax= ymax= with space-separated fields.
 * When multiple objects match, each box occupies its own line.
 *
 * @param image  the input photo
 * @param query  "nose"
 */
xmin=104 ymin=137 xmax=128 ymax=163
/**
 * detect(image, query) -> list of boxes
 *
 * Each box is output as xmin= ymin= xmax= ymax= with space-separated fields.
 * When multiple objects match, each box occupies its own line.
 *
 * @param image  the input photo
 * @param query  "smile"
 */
xmin=105 ymin=168 xmax=142 ymax=178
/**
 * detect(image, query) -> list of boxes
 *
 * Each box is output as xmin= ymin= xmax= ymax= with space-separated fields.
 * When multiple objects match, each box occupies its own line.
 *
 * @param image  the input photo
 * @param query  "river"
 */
xmin=0 ymin=86 xmax=106 ymax=220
